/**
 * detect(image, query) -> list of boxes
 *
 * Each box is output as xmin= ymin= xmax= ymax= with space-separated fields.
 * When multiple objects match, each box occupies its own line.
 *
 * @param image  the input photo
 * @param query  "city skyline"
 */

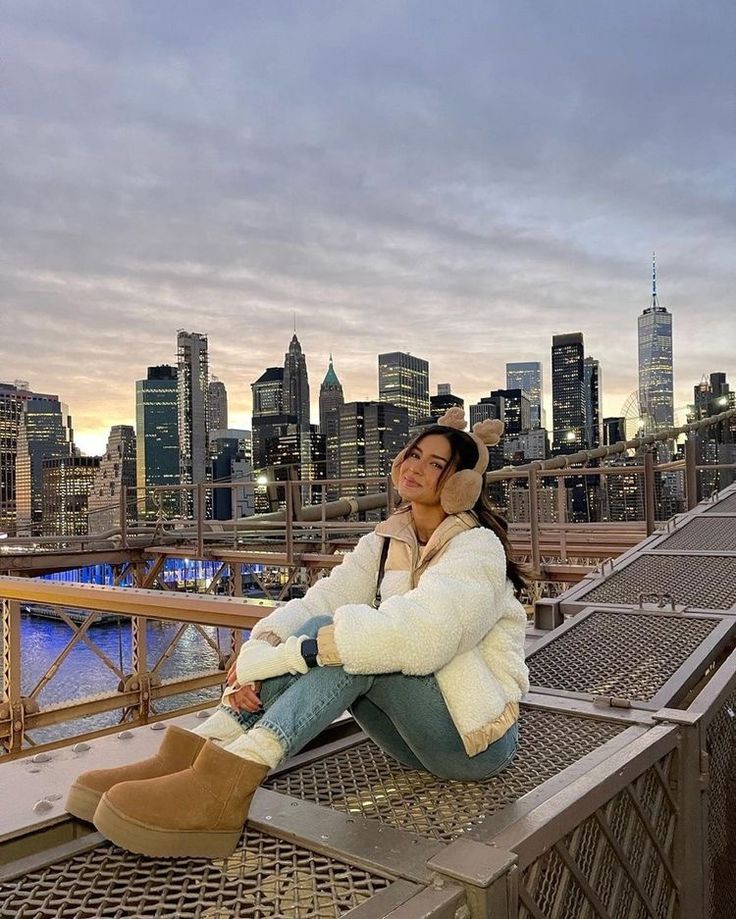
xmin=3 ymin=3 xmax=735 ymax=454
xmin=3 ymin=316 xmax=734 ymax=458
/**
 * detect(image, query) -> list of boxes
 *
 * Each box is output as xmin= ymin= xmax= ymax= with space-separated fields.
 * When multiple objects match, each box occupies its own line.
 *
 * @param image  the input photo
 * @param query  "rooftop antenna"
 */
xmin=293 ymin=311 xmax=296 ymax=333
xmin=651 ymin=252 xmax=658 ymax=308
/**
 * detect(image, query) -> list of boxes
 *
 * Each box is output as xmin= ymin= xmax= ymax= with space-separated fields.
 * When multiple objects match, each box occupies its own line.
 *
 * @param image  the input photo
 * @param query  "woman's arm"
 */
xmin=249 ymin=531 xmax=383 ymax=642
xmin=319 ymin=528 xmax=511 ymax=675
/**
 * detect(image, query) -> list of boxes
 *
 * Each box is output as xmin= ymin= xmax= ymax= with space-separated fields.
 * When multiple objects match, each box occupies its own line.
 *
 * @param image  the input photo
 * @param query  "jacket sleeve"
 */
xmin=329 ymin=528 xmax=510 ymax=676
xmin=249 ymin=532 xmax=383 ymax=642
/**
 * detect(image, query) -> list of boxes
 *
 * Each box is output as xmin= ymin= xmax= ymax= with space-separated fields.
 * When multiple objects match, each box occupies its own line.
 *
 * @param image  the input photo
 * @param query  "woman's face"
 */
xmin=397 ymin=433 xmax=454 ymax=507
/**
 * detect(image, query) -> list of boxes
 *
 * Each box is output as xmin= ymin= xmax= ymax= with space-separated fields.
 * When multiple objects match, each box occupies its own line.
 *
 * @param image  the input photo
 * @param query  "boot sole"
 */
xmin=94 ymin=794 xmax=244 ymax=858
xmin=66 ymin=783 xmax=103 ymax=823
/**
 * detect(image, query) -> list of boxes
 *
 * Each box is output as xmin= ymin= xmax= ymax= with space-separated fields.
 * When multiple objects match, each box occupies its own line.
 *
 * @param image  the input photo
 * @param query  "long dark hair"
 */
xmin=398 ymin=425 xmax=529 ymax=597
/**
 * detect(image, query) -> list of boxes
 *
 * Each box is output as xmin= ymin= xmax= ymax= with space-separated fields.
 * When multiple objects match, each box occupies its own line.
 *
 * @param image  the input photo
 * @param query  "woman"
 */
xmin=67 ymin=407 xmax=529 ymax=858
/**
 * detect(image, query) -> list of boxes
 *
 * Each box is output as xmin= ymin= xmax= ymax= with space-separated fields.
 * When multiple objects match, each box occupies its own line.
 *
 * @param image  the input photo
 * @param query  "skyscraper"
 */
xmin=251 ymin=367 xmax=293 ymax=470
xmin=552 ymin=333 xmax=586 ymax=453
xmin=584 ymin=357 xmax=602 ymax=449
xmin=0 ymin=382 xmax=24 ymax=535
xmin=378 ymin=352 xmax=429 ymax=425
xmin=88 ymin=425 xmax=137 ymax=534
xmin=283 ymin=333 xmax=311 ymax=430
xmin=337 ymin=401 xmax=409 ymax=496
xmin=638 ymin=255 xmax=674 ymax=432
xmin=688 ymin=372 xmax=736 ymax=497
xmin=177 ymin=331 xmax=209 ymax=515
xmin=42 ymin=455 xmax=100 ymax=536
xmin=208 ymin=378 xmax=228 ymax=432
xmin=506 ymin=362 xmax=544 ymax=429
xmin=136 ymin=365 xmax=180 ymax=518
xmin=16 ymin=394 xmax=74 ymax=536
xmin=319 ymin=355 xmax=345 ymax=495
xmin=490 ymin=389 xmax=531 ymax=437
xmin=552 ymin=332 xmax=590 ymax=522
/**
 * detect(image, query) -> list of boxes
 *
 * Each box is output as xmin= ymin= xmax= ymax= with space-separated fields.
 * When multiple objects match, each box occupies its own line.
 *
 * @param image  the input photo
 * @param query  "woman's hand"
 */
xmin=226 ymin=658 xmax=261 ymax=712
xmin=225 ymin=682 xmax=262 ymax=713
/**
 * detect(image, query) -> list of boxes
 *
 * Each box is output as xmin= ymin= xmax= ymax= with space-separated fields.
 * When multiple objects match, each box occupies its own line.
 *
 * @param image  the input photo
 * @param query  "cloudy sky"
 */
xmin=3 ymin=1 xmax=734 ymax=455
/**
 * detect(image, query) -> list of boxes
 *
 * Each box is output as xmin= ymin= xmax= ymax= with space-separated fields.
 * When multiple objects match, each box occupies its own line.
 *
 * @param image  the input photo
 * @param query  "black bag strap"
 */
xmin=373 ymin=538 xmax=390 ymax=608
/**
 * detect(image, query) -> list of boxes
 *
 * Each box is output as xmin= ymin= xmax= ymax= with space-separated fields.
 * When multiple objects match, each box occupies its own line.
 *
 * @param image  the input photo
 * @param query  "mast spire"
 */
xmin=651 ymin=252 xmax=658 ymax=307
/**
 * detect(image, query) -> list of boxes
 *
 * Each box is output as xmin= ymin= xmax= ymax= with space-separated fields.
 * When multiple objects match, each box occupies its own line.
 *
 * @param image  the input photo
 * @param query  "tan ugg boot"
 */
xmin=93 ymin=740 xmax=269 ymax=858
xmin=66 ymin=726 xmax=205 ymax=823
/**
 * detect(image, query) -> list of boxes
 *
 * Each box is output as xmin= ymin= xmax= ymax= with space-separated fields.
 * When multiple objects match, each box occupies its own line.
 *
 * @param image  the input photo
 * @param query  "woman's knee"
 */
xmin=296 ymin=615 xmax=333 ymax=638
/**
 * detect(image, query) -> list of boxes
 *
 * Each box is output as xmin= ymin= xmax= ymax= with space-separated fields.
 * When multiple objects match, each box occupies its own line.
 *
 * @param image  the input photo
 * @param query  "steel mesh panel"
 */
xmin=658 ymin=516 xmax=736 ymax=551
xmin=527 ymin=610 xmax=717 ymax=702
xmin=0 ymin=827 xmax=391 ymax=919
xmin=705 ymin=688 xmax=736 ymax=919
xmin=519 ymin=750 xmax=679 ymax=919
xmin=267 ymin=709 xmax=625 ymax=842
xmin=580 ymin=555 xmax=736 ymax=610
xmin=705 ymin=494 xmax=736 ymax=514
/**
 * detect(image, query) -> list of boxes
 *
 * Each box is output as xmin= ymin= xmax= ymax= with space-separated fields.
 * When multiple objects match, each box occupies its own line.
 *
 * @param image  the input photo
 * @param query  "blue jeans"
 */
xmin=224 ymin=616 xmax=518 ymax=781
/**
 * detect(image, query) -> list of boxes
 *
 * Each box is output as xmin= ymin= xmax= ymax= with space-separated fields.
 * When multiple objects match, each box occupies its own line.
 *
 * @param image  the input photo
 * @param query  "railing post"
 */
xmin=130 ymin=563 xmax=150 ymax=722
xmin=528 ymin=465 xmax=541 ymax=576
xmin=644 ymin=449 xmax=656 ymax=536
xmin=120 ymin=484 xmax=128 ymax=549
xmin=1 ymin=597 xmax=24 ymax=753
xmin=285 ymin=481 xmax=294 ymax=565
xmin=685 ymin=433 xmax=698 ymax=510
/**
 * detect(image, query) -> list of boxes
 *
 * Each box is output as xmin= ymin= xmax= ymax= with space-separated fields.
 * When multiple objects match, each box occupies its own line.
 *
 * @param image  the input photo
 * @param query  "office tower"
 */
xmin=503 ymin=430 xmax=549 ymax=463
xmin=429 ymin=385 xmax=463 ymax=419
xmin=177 ymin=331 xmax=209 ymax=516
xmin=283 ymin=333 xmax=311 ymax=430
xmin=265 ymin=424 xmax=326 ymax=505
xmin=506 ymin=362 xmax=544 ymax=429
xmin=603 ymin=417 xmax=627 ymax=446
xmin=638 ymin=255 xmax=674 ymax=432
xmin=552 ymin=333 xmax=586 ymax=452
xmin=601 ymin=459 xmax=645 ymax=523
xmin=378 ymin=352 xmax=429 ymax=425
xmin=208 ymin=378 xmax=228 ymax=432
xmin=42 ymin=455 xmax=100 ymax=536
xmin=337 ymin=402 xmax=409 ymax=497
xmin=552 ymin=332 xmax=591 ymax=521
xmin=135 ymin=365 xmax=180 ymax=518
xmin=16 ymin=395 xmax=74 ymax=536
xmin=688 ymin=372 xmax=736 ymax=498
xmin=210 ymin=431 xmax=254 ymax=520
xmin=0 ymin=383 xmax=24 ymax=535
xmin=87 ymin=426 xmax=137 ymax=534
xmin=319 ymin=355 xmax=345 ymax=497
xmin=469 ymin=398 xmax=500 ymax=428
xmin=584 ymin=357 xmax=602 ymax=449
xmin=251 ymin=367 xmax=294 ymax=470
xmin=490 ymin=389 xmax=531 ymax=437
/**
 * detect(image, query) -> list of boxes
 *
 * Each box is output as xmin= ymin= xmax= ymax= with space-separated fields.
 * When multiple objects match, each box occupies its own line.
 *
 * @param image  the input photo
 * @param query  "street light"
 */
xmin=256 ymin=475 xmax=269 ymax=486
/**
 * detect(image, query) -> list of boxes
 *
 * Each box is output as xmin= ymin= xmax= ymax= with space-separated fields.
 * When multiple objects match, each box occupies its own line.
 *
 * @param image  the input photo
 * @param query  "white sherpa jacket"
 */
xmin=250 ymin=508 xmax=529 ymax=756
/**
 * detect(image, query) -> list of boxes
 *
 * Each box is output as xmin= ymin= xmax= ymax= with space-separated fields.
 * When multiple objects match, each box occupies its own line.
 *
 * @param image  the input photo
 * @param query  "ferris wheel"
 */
xmin=620 ymin=390 xmax=654 ymax=442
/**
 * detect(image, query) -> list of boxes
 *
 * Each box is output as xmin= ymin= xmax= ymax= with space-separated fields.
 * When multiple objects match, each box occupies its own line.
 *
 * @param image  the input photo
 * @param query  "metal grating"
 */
xmin=527 ymin=610 xmax=717 ymax=702
xmin=518 ymin=749 xmax=679 ymax=919
xmin=705 ymin=493 xmax=736 ymax=514
xmin=0 ymin=827 xmax=392 ymax=919
xmin=658 ymin=516 xmax=736 ymax=551
xmin=267 ymin=709 xmax=626 ymax=842
xmin=580 ymin=555 xmax=736 ymax=610
xmin=704 ymin=688 xmax=736 ymax=919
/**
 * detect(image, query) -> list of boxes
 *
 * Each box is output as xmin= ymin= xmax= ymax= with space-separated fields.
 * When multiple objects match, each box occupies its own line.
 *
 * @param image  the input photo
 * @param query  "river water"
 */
xmin=18 ymin=614 xmax=238 ymax=744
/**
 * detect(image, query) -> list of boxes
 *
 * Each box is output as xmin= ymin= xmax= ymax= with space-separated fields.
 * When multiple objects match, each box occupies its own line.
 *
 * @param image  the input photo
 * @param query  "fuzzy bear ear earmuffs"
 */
xmin=391 ymin=406 xmax=504 ymax=514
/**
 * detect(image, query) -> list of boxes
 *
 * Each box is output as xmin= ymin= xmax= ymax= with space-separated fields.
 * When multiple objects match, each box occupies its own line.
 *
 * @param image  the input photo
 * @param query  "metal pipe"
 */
xmin=685 ymin=435 xmax=698 ymax=510
xmin=643 ymin=450 xmax=656 ymax=536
